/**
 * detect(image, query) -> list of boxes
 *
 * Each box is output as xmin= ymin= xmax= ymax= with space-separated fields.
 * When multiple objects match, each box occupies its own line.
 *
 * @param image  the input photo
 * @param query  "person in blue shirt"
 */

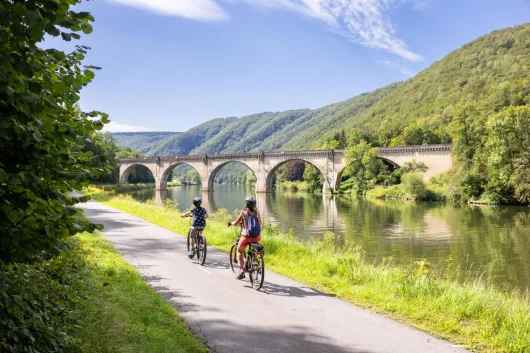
xmin=181 ymin=197 xmax=208 ymax=258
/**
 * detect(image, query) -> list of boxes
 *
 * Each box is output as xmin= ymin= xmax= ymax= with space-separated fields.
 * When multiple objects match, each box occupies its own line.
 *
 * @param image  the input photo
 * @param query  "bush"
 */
xmin=402 ymin=172 xmax=427 ymax=199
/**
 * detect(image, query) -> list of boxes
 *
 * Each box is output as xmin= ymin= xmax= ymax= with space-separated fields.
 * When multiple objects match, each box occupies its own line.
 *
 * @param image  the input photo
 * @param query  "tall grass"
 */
xmin=88 ymin=189 xmax=530 ymax=353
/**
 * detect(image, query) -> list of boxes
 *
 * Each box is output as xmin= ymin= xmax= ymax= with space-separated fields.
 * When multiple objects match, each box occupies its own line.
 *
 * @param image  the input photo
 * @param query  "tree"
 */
xmin=485 ymin=106 xmax=530 ymax=202
xmin=303 ymin=164 xmax=323 ymax=192
xmin=401 ymin=160 xmax=428 ymax=174
xmin=344 ymin=140 xmax=384 ymax=194
xmin=0 ymin=1 xmax=108 ymax=262
xmin=511 ymin=151 xmax=530 ymax=203
xmin=281 ymin=160 xmax=306 ymax=181
xmin=402 ymin=172 xmax=427 ymax=199
xmin=84 ymin=132 xmax=119 ymax=183
xmin=401 ymin=122 xmax=424 ymax=145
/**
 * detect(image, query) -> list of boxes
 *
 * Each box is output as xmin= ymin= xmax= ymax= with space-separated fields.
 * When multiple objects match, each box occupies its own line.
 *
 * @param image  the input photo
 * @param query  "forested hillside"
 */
xmin=115 ymin=24 xmax=530 ymax=156
xmin=114 ymin=24 xmax=530 ymax=203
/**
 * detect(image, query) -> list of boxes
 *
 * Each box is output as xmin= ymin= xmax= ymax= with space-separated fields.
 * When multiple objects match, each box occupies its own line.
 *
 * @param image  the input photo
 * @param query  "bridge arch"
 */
xmin=158 ymin=162 xmax=203 ymax=190
xmin=207 ymin=161 xmax=258 ymax=191
xmin=265 ymin=158 xmax=327 ymax=193
xmin=119 ymin=163 xmax=156 ymax=184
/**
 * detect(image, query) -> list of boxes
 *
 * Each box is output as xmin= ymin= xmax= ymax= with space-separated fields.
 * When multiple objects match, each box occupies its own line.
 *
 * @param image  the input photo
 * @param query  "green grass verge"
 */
xmin=87 ymin=189 xmax=530 ymax=353
xmin=0 ymin=231 xmax=209 ymax=353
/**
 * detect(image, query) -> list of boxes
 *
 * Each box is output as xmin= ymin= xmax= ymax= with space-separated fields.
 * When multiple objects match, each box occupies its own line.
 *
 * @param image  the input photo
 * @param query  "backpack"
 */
xmin=245 ymin=211 xmax=260 ymax=238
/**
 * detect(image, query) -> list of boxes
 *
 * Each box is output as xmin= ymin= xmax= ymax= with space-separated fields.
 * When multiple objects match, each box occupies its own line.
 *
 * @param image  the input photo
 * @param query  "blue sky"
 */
xmin=53 ymin=0 xmax=530 ymax=132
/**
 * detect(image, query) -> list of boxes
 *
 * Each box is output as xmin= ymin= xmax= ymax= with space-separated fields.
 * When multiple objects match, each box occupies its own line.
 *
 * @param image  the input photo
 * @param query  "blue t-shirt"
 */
xmin=191 ymin=207 xmax=207 ymax=227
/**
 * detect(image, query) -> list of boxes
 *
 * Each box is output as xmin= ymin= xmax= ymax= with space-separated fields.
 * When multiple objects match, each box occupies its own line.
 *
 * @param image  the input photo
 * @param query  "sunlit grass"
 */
xmin=87 ymin=188 xmax=530 ymax=353
xmin=70 ymin=232 xmax=209 ymax=352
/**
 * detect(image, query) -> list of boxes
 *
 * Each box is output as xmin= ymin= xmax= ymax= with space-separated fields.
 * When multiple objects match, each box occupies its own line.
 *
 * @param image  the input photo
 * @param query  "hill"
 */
xmin=114 ymin=24 xmax=530 ymax=157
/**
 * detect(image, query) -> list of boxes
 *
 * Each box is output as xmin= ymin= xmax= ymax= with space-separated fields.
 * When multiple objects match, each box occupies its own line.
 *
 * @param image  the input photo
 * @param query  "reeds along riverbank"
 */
xmin=85 ymin=187 xmax=530 ymax=353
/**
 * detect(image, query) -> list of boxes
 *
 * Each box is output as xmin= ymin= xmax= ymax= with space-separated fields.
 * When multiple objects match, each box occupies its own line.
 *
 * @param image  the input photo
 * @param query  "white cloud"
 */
xmin=103 ymin=121 xmax=153 ymax=132
xmin=107 ymin=0 xmax=229 ymax=21
xmin=108 ymin=0 xmax=422 ymax=61
xmin=230 ymin=0 xmax=423 ymax=61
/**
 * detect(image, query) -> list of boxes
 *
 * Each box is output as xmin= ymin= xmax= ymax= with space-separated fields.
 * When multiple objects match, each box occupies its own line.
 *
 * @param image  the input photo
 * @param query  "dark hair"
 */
xmin=246 ymin=203 xmax=256 ymax=212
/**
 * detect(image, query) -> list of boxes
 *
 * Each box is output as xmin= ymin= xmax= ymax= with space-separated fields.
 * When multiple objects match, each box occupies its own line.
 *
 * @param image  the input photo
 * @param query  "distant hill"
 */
xmin=113 ymin=24 xmax=530 ymax=156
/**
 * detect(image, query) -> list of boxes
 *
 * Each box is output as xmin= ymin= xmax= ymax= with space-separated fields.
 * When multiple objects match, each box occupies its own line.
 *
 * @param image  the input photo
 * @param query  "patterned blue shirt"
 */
xmin=191 ymin=207 xmax=207 ymax=227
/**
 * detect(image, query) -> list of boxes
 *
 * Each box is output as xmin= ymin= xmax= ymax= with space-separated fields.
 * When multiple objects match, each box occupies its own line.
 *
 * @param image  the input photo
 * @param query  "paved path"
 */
xmin=80 ymin=201 xmax=471 ymax=353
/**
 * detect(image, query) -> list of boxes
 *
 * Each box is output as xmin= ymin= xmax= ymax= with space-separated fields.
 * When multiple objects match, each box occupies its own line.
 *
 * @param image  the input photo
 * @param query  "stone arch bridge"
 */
xmin=118 ymin=144 xmax=452 ymax=193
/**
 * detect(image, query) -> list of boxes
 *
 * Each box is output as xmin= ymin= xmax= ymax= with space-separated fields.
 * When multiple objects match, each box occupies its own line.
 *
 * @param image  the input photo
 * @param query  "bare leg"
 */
xmin=237 ymin=246 xmax=245 ymax=267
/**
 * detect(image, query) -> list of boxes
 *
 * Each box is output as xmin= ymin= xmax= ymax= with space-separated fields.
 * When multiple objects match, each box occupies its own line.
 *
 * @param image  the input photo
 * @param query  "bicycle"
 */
xmin=228 ymin=223 xmax=265 ymax=290
xmin=181 ymin=216 xmax=207 ymax=266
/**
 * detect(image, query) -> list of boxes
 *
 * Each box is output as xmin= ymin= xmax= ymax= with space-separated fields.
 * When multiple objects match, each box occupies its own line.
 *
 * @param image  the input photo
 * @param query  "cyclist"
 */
xmin=181 ymin=197 xmax=208 ymax=258
xmin=228 ymin=196 xmax=261 ymax=279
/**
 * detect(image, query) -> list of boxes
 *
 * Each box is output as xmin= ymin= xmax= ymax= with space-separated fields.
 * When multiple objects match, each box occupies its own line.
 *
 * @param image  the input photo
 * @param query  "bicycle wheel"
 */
xmin=249 ymin=253 xmax=265 ymax=290
xmin=229 ymin=244 xmax=238 ymax=277
xmin=198 ymin=235 xmax=207 ymax=266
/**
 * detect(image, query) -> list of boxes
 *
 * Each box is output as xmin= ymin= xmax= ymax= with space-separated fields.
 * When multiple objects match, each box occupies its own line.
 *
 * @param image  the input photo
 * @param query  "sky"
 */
xmin=49 ymin=0 xmax=530 ymax=132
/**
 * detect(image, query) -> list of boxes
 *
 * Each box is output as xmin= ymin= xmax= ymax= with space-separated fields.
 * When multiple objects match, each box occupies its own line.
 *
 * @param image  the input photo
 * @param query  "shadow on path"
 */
xmin=258 ymin=282 xmax=336 ymax=298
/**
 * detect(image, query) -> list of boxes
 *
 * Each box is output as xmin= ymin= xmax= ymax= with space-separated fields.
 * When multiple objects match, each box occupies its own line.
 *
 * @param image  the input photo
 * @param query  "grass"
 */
xmin=366 ymin=184 xmax=446 ymax=201
xmin=85 ymin=186 xmax=530 ymax=353
xmin=277 ymin=180 xmax=320 ymax=193
xmin=1 ymin=230 xmax=209 ymax=353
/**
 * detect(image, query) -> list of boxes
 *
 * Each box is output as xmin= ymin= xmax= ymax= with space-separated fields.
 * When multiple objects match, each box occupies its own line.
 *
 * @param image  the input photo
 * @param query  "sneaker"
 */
xmin=236 ymin=268 xmax=245 ymax=280
xmin=188 ymin=249 xmax=195 ymax=258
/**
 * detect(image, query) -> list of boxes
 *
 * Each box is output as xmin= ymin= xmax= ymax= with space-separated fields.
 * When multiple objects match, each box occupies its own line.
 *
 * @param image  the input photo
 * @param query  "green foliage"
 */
xmin=0 ymin=0 xmax=108 ymax=262
xmin=0 ymin=232 xmax=208 ymax=353
xmin=83 ymin=132 xmax=119 ymax=183
xmin=303 ymin=164 xmax=323 ymax=192
xmin=402 ymin=172 xmax=427 ymax=199
xmin=401 ymin=160 xmax=428 ymax=174
xmin=344 ymin=140 xmax=384 ymax=194
xmin=485 ymin=106 xmax=530 ymax=203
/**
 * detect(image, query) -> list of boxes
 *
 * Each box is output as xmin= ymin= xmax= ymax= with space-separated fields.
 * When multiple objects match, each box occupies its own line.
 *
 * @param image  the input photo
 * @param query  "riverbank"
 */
xmin=366 ymin=184 xmax=446 ymax=201
xmin=92 ymin=181 xmax=186 ymax=193
xmin=86 ymin=187 xmax=530 ymax=353
xmin=0 ymin=231 xmax=208 ymax=353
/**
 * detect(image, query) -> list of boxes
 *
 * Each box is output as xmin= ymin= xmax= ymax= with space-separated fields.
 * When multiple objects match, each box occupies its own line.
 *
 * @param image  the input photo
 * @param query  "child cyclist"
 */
xmin=228 ymin=196 xmax=261 ymax=279
xmin=181 ymin=197 xmax=208 ymax=258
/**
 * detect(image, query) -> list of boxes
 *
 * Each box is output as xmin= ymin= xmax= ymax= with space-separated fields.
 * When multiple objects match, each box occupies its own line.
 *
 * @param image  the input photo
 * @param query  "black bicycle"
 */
xmin=228 ymin=226 xmax=265 ymax=290
xmin=182 ymin=217 xmax=207 ymax=266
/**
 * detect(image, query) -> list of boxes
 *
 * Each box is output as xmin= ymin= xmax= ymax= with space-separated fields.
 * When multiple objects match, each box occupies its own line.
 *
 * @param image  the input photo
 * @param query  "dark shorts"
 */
xmin=190 ymin=226 xmax=205 ymax=241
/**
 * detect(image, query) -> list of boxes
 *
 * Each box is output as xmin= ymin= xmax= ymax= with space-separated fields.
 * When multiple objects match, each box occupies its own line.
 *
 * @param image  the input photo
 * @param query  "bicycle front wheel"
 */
xmin=198 ymin=235 xmax=207 ymax=266
xmin=229 ymin=244 xmax=238 ymax=277
xmin=249 ymin=253 xmax=265 ymax=290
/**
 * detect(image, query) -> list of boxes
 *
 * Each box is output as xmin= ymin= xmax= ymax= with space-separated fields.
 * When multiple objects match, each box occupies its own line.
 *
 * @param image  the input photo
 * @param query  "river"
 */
xmin=126 ymin=184 xmax=530 ymax=292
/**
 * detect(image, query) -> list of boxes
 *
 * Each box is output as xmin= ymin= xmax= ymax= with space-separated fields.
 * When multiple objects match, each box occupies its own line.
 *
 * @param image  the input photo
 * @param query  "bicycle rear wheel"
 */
xmin=198 ymin=235 xmax=207 ymax=265
xmin=249 ymin=253 xmax=265 ymax=290
xmin=229 ymin=244 xmax=238 ymax=277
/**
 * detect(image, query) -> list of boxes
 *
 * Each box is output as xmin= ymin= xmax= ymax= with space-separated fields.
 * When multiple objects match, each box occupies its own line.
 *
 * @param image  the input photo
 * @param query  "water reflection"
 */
xmin=130 ymin=185 xmax=530 ymax=292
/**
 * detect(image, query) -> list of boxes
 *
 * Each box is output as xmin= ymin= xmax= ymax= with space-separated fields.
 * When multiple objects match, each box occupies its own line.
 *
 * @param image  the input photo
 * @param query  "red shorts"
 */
xmin=238 ymin=235 xmax=261 ymax=249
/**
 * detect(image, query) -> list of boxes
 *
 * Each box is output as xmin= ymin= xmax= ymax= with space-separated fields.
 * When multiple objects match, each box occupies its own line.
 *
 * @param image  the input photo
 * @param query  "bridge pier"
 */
xmin=155 ymin=177 xmax=167 ymax=191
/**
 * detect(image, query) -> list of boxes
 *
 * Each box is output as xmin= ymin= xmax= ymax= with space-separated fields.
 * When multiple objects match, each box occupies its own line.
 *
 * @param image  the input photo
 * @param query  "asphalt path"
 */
xmin=80 ymin=201 xmax=471 ymax=353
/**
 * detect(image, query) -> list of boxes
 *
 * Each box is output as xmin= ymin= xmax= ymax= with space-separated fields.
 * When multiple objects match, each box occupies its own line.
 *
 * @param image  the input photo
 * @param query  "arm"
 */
xmin=181 ymin=210 xmax=192 ymax=217
xmin=230 ymin=212 xmax=244 ymax=227
xmin=204 ymin=209 xmax=209 ymax=219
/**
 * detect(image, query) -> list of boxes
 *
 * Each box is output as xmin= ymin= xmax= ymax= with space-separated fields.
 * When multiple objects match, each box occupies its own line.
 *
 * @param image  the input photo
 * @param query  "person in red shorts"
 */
xmin=228 ymin=196 xmax=261 ymax=279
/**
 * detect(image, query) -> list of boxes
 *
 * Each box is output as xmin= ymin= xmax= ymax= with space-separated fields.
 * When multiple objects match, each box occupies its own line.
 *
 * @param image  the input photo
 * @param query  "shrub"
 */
xmin=402 ymin=172 xmax=427 ymax=199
